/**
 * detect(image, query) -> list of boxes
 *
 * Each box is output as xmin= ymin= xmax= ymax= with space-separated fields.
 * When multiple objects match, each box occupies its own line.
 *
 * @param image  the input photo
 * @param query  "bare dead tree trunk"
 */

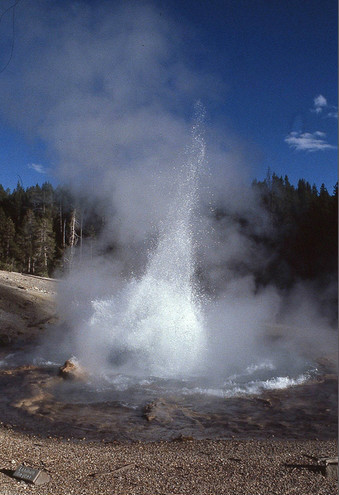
xmin=69 ymin=209 xmax=79 ymax=270
xmin=59 ymin=203 xmax=64 ymax=248
xmin=79 ymin=210 xmax=83 ymax=261
xmin=63 ymin=218 xmax=66 ymax=249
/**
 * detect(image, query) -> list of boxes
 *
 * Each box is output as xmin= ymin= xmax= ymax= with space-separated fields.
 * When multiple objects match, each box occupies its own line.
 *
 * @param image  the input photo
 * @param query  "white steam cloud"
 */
xmin=0 ymin=0 xmax=250 ymax=244
xmin=0 ymin=1 xmax=336 ymax=383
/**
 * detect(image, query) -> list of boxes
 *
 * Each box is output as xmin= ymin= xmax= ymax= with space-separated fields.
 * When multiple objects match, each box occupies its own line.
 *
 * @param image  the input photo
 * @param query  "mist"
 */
xmin=0 ymin=0 xmax=336 ymax=385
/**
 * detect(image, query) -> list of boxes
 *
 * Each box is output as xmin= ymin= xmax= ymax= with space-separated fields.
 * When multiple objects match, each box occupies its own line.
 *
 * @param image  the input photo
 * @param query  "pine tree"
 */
xmin=33 ymin=216 xmax=56 ymax=276
xmin=16 ymin=209 xmax=37 ymax=273
xmin=0 ymin=208 xmax=16 ymax=270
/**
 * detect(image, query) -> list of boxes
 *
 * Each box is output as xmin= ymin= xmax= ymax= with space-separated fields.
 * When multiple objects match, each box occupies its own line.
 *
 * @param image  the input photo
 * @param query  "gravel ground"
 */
xmin=0 ymin=427 xmax=337 ymax=495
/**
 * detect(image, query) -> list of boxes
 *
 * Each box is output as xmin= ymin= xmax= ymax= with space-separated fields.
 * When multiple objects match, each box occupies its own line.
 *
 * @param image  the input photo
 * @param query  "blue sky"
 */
xmin=0 ymin=0 xmax=337 ymax=192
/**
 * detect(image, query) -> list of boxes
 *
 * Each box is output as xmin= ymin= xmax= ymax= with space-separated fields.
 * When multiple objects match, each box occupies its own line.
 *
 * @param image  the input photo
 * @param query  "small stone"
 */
xmin=58 ymin=357 xmax=87 ymax=381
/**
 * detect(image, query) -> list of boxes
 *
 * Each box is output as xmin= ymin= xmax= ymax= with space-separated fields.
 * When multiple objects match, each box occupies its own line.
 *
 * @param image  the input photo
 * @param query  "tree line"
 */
xmin=0 ymin=182 xmax=103 ymax=276
xmin=252 ymin=172 xmax=337 ymax=288
xmin=0 ymin=174 xmax=337 ymax=291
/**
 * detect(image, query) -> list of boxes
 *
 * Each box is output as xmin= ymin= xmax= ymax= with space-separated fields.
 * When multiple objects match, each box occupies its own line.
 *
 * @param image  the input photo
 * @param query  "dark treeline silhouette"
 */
xmin=0 ymin=174 xmax=337 ymax=297
xmin=252 ymin=172 xmax=337 ymax=289
xmin=211 ymin=171 xmax=337 ymax=323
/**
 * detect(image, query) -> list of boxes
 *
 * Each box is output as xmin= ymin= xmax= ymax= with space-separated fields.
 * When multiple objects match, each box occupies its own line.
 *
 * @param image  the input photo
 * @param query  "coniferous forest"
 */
xmin=0 ymin=174 xmax=337 ymax=297
xmin=0 ymin=182 xmax=103 ymax=277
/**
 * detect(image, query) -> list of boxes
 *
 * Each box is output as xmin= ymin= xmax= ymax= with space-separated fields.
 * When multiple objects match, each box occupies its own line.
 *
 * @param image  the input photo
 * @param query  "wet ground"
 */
xmin=0 ymin=361 xmax=336 ymax=442
xmin=0 ymin=271 xmax=337 ymax=444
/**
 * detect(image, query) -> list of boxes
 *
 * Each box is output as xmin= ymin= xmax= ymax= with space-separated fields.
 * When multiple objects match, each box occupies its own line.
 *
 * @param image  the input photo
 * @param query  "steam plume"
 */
xmin=0 ymin=1 xmax=336 ymax=382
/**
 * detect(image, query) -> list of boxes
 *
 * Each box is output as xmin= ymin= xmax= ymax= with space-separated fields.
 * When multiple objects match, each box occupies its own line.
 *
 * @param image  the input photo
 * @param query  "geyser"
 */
xmin=80 ymin=106 xmax=207 ymax=377
xmin=54 ymin=103 xmax=335 ymax=399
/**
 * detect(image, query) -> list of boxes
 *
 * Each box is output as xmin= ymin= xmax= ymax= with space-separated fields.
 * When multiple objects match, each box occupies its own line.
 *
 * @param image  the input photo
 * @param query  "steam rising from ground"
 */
xmin=0 ymin=1 xmax=336 ymax=388
xmin=54 ymin=107 xmax=336 ymax=385
xmin=79 ymin=110 xmax=207 ymax=376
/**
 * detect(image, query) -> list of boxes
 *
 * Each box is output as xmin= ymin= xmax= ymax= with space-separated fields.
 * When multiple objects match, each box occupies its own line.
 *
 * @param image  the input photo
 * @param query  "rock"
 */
xmin=143 ymin=399 xmax=174 ymax=423
xmin=58 ymin=358 xmax=87 ymax=381
xmin=172 ymin=434 xmax=194 ymax=442
xmin=144 ymin=398 xmax=207 ymax=426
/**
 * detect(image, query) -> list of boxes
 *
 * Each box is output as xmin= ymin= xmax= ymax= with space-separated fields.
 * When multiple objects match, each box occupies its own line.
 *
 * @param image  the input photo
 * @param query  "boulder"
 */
xmin=58 ymin=358 xmax=87 ymax=381
xmin=143 ymin=399 xmax=174 ymax=423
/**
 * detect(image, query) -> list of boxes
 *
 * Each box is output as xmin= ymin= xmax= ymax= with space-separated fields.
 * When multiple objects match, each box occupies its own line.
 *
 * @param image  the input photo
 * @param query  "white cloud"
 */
xmin=327 ymin=109 xmax=338 ymax=119
xmin=311 ymin=94 xmax=337 ymax=118
xmin=312 ymin=94 xmax=327 ymax=113
xmin=287 ymin=95 xmax=337 ymax=151
xmin=284 ymin=131 xmax=336 ymax=152
xmin=28 ymin=163 xmax=46 ymax=174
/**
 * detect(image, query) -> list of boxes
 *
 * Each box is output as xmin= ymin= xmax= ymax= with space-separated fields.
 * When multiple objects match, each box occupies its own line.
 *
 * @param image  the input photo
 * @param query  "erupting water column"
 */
xmin=87 ymin=105 xmax=207 ymax=377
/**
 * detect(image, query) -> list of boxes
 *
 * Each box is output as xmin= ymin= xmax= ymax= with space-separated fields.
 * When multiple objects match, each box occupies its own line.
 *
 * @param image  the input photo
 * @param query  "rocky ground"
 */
xmin=0 ymin=270 xmax=58 ymax=348
xmin=0 ymin=270 xmax=337 ymax=494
